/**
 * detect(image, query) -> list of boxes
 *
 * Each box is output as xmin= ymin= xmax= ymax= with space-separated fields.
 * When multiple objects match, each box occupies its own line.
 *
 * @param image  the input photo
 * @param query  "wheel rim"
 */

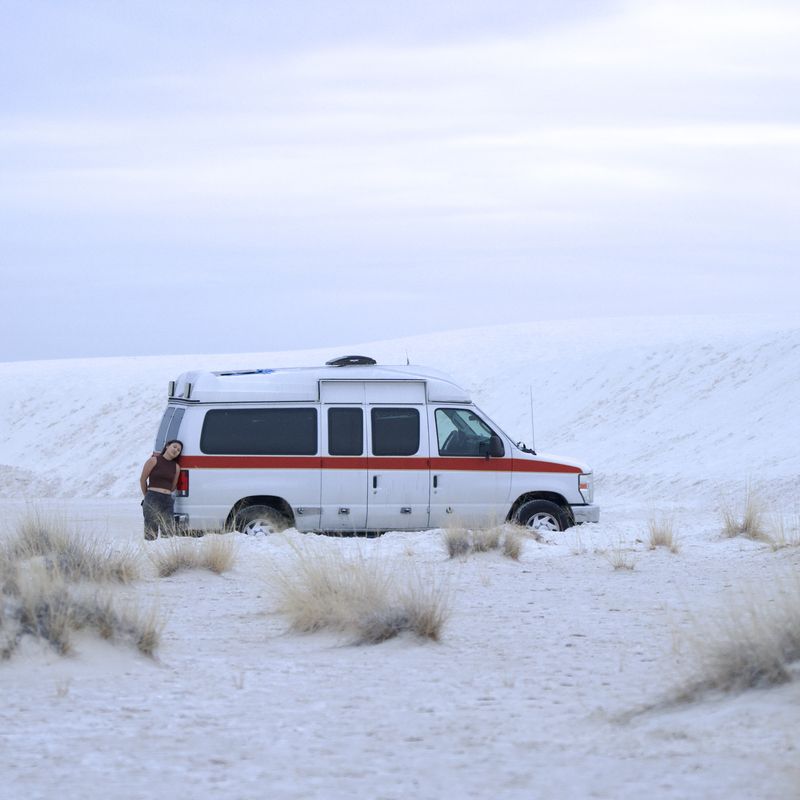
xmin=241 ymin=518 xmax=278 ymax=536
xmin=525 ymin=512 xmax=560 ymax=532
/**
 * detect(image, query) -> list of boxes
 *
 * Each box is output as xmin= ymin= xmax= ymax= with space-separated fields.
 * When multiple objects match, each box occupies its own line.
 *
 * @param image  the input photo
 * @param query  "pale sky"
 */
xmin=2 ymin=0 xmax=799 ymax=361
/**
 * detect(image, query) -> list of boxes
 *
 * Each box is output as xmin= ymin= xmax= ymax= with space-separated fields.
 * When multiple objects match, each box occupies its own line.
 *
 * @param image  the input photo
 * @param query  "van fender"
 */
xmin=507 ymin=492 xmax=573 ymax=526
xmin=226 ymin=495 xmax=295 ymax=530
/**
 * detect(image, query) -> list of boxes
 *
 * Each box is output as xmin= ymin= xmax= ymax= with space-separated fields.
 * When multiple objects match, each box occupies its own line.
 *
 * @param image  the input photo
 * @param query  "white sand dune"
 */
xmin=2 ymin=313 xmax=798 ymax=504
xmin=1 ymin=314 xmax=799 ymax=799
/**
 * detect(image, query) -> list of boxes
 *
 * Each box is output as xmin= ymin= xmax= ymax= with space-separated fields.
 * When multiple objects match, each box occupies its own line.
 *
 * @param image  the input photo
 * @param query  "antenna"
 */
xmin=529 ymin=385 xmax=536 ymax=452
xmin=405 ymin=350 xmax=410 ymax=365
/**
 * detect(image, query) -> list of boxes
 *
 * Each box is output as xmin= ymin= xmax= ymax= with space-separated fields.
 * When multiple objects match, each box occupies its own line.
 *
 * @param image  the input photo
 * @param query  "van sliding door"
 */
xmin=320 ymin=380 xmax=430 ymax=532
xmin=320 ymin=381 xmax=368 ymax=531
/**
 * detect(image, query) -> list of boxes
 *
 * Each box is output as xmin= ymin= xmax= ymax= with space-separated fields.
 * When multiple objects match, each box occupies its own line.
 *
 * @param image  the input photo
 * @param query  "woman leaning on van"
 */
xmin=139 ymin=439 xmax=183 ymax=540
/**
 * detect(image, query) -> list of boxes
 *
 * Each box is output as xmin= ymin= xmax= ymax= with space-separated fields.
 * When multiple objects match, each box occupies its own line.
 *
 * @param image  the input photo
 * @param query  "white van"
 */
xmin=154 ymin=356 xmax=599 ymax=535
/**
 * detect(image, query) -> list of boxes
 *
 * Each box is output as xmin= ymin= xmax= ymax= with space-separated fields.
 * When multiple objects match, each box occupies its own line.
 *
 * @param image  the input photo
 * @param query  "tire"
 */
xmin=234 ymin=505 xmax=290 ymax=536
xmin=514 ymin=499 xmax=571 ymax=532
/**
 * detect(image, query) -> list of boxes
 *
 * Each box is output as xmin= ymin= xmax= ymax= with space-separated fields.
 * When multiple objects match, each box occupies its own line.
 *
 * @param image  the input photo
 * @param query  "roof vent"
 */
xmin=325 ymin=355 xmax=377 ymax=367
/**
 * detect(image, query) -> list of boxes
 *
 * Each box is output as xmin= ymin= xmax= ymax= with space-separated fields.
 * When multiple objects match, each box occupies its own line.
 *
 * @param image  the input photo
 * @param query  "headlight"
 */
xmin=579 ymin=472 xmax=594 ymax=504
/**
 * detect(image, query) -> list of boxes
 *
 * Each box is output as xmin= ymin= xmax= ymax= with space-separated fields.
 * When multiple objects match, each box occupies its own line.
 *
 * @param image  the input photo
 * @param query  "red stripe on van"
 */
xmin=512 ymin=460 xmax=582 ymax=474
xmin=179 ymin=456 xmax=320 ymax=469
xmin=179 ymin=455 xmax=580 ymax=473
xmin=432 ymin=457 xmax=511 ymax=472
xmin=432 ymin=458 xmax=579 ymax=473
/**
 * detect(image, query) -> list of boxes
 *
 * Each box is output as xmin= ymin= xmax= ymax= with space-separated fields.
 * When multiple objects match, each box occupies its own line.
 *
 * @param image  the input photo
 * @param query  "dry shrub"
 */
xmin=0 ymin=564 xmax=161 ymax=659
xmin=648 ymin=515 xmax=679 ymax=553
xmin=152 ymin=542 xmax=198 ymax=577
xmin=270 ymin=542 xmax=449 ymax=644
xmin=675 ymin=578 xmax=800 ymax=700
xmin=721 ymin=485 xmax=768 ymax=542
xmin=0 ymin=550 xmax=19 ymax=595
xmin=472 ymin=527 xmax=501 ymax=553
xmin=151 ymin=535 xmax=236 ymax=577
xmin=444 ymin=527 xmax=471 ymax=558
xmin=568 ymin=527 xmax=587 ymax=555
xmin=0 ymin=513 xmax=159 ymax=659
xmin=603 ymin=541 xmax=636 ymax=571
xmin=502 ymin=530 xmax=523 ymax=561
xmin=443 ymin=524 xmax=525 ymax=561
xmin=202 ymin=534 xmax=236 ymax=574
xmin=768 ymin=514 xmax=800 ymax=551
xmin=354 ymin=583 xmax=450 ymax=645
xmin=3 ymin=513 xmax=140 ymax=584
xmin=270 ymin=547 xmax=394 ymax=634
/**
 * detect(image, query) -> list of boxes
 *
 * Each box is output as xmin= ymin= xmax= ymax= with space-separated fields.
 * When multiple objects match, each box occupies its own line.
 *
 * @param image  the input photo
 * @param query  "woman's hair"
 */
xmin=161 ymin=439 xmax=184 ymax=456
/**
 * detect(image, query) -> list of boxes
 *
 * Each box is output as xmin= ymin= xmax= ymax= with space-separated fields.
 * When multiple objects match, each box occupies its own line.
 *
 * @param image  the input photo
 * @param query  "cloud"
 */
xmin=4 ymin=1 xmax=799 ymax=221
xmin=1 ymin=0 xmax=799 ymax=358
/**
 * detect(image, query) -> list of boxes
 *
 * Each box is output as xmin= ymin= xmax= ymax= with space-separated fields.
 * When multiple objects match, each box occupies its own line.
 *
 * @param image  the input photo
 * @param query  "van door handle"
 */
xmin=433 ymin=475 xmax=439 ymax=488
xmin=372 ymin=475 xmax=378 ymax=489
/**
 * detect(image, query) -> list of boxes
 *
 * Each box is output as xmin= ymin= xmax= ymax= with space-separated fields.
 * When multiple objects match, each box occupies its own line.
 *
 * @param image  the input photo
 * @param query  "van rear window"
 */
xmin=154 ymin=407 xmax=185 ymax=452
xmin=200 ymin=408 xmax=317 ymax=455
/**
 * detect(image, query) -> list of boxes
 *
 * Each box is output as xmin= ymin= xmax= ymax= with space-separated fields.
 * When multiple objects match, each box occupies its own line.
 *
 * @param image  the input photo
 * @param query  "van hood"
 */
xmin=514 ymin=449 xmax=592 ymax=474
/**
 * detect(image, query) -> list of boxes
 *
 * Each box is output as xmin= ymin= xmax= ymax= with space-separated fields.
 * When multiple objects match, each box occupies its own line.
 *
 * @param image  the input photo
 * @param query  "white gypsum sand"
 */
xmin=1 ymin=314 xmax=799 ymax=799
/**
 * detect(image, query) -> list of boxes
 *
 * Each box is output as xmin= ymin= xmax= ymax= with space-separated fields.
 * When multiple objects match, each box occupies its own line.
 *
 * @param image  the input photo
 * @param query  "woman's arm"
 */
xmin=171 ymin=461 xmax=181 ymax=492
xmin=139 ymin=457 xmax=157 ymax=496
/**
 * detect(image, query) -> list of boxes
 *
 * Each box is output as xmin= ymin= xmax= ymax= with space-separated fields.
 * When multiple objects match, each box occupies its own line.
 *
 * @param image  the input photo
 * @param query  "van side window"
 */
xmin=371 ymin=408 xmax=420 ymax=456
xmin=328 ymin=408 xmax=363 ymax=456
xmin=200 ymin=408 xmax=317 ymax=455
xmin=435 ymin=408 xmax=501 ymax=457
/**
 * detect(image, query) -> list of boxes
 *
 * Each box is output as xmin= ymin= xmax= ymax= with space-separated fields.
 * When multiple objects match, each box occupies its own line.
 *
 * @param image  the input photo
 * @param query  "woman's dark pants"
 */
xmin=142 ymin=491 xmax=175 ymax=540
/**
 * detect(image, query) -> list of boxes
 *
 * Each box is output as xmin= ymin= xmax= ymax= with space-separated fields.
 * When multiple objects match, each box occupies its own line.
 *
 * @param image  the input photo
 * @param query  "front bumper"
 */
xmin=571 ymin=504 xmax=600 ymax=524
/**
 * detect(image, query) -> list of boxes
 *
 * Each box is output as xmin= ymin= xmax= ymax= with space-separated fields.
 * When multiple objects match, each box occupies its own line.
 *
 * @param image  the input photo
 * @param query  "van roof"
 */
xmin=170 ymin=363 xmax=472 ymax=404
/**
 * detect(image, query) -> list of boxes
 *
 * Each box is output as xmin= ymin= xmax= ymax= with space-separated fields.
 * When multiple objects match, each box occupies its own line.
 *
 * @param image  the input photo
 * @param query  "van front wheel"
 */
xmin=514 ymin=500 xmax=570 ymax=532
xmin=235 ymin=505 xmax=290 ymax=536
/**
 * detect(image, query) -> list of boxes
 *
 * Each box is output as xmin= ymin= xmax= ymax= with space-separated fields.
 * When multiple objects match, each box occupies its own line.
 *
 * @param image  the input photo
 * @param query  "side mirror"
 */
xmin=488 ymin=434 xmax=504 ymax=458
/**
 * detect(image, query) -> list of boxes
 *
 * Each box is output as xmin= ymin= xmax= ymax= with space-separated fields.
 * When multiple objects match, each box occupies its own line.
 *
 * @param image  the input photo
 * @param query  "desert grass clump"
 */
xmin=271 ymin=547 xmax=394 ymax=634
xmin=603 ymin=541 xmax=636 ymax=571
xmin=767 ymin=514 xmax=800 ymax=551
xmin=502 ymin=530 xmax=523 ymax=561
xmin=150 ymin=535 xmax=236 ymax=577
xmin=720 ymin=485 xmax=768 ymax=542
xmin=202 ymin=534 xmax=237 ymax=574
xmin=355 ymin=581 xmax=450 ymax=644
xmin=0 ymin=566 xmax=161 ymax=659
xmin=4 ymin=513 xmax=140 ymax=583
xmin=269 ymin=543 xmax=449 ymax=644
xmin=647 ymin=515 xmax=679 ymax=553
xmin=442 ymin=524 xmax=525 ymax=561
xmin=443 ymin=527 xmax=472 ymax=558
xmin=0 ymin=550 xmax=20 ymax=595
xmin=471 ymin=527 xmax=502 ymax=552
xmin=674 ymin=579 xmax=800 ymax=700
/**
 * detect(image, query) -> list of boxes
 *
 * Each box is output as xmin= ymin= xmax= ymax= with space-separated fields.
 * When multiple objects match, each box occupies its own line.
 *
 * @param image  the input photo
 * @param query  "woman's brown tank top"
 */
xmin=148 ymin=454 xmax=178 ymax=491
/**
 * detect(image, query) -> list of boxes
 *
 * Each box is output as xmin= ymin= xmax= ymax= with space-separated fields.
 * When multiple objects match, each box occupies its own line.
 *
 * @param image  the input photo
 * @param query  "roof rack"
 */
xmin=325 ymin=355 xmax=377 ymax=367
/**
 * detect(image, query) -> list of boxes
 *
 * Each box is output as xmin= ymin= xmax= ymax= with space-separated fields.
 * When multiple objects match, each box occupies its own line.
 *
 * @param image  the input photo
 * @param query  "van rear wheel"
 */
xmin=514 ymin=500 xmax=570 ymax=532
xmin=235 ymin=505 xmax=290 ymax=536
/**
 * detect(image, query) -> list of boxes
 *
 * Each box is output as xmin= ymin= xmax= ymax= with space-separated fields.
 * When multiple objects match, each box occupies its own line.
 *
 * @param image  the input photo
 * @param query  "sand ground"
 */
xmin=1 ymin=497 xmax=798 ymax=800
